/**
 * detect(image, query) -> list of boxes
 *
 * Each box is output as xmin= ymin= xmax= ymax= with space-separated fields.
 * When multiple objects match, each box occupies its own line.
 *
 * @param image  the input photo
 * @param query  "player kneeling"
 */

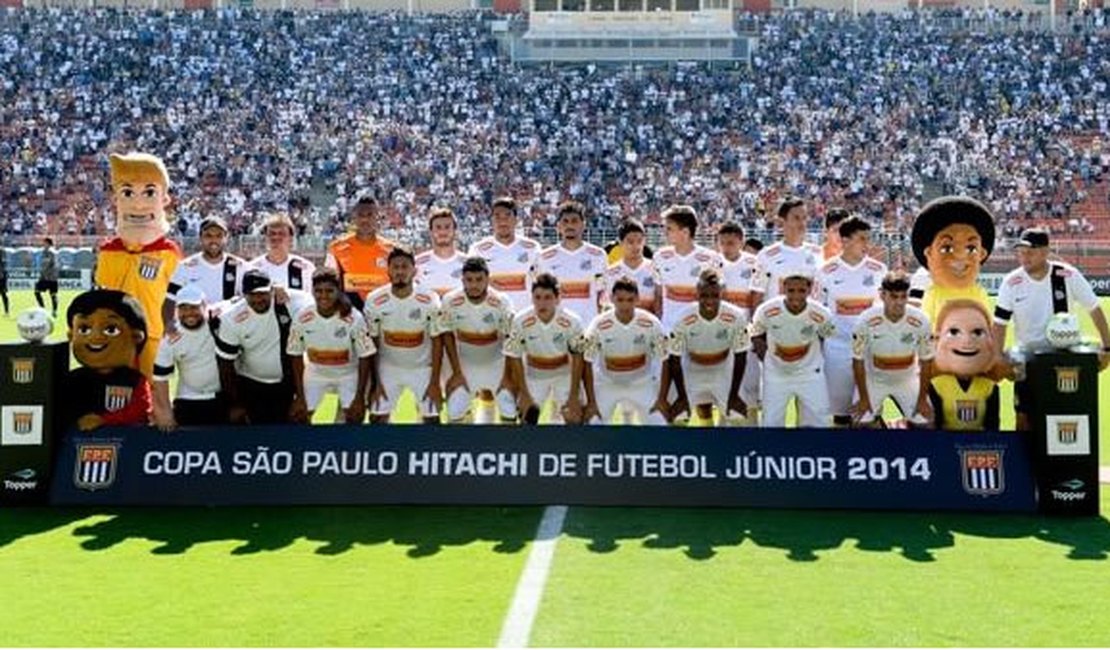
xmin=750 ymin=268 xmax=835 ymax=428
xmin=580 ymin=277 xmax=669 ymax=425
xmin=287 ymin=268 xmax=375 ymax=424
xmin=503 ymin=273 xmax=585 ymax=424
xmin=365 ymin=246 xmax=446 ymax=424
xmin=851 ymin=271 xmax=934 ymax=428
xmin=667 ymin=269 xmax=750 ymax=425
xmin=440 ymin=257 xmax=516 ymax=423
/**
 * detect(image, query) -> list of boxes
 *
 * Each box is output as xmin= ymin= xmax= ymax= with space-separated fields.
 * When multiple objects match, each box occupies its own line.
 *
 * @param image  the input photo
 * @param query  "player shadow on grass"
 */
xmin=65 ymin=506 xmax=539 ymax=557
xmin=561 ymin=507 xmax=1110 ymax=562
xmin=0 ymin=507 xmax=102 ymax=550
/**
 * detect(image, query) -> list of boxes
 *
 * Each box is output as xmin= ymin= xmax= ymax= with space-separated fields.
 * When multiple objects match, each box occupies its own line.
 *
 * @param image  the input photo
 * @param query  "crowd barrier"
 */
xmin=0 ymin=341 xmax=1100 ymax=515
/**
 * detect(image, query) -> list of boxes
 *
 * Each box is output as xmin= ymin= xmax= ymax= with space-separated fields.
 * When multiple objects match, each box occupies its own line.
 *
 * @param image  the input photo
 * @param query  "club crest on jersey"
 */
xmin=1055 ymin=367 xmax=1079 ymax=394
xmin=408 ymin=308 xmax=422 ymax=321
xmin=517 ymin=253 xmax=528 ymax=263
xmin=74 ymin=443 xmax=119 ymax=491
xmin=863 ymin=275 xmax=875 ymax=286
xmin=716 ymin=329 xmax=728 ymax=340
xmin=960 ymin=449 xmax=1004 ymax=496
xmin=956 ymin=400 xmax=978 ymax=423
xmin=578 ymin=259 xmax=592 ymax=271
xmin=104 ymin=385 xmax=133 ymax=412
xmin=900 ymin=333 xmax=915 ymax=345
xmin=633 ymin=333 xmax=645 ymax=345
xmin=138 ymin=256 xmax=162 ymax=280
xmin=553 ymin=332 xmax=565 ymax=344
xmin=334 ymin=327 xmax=348 ymax=339
xmin=689 ymin=267 xmax=701 ymax=278
xmin=10 ymin=358 xmax=34 ymax=384
xmin=225 ymin=272 xmax=236 ymax=282
xmin=642 ymin=277 xmax=654 ymax=289
xmin=451 ymin=268 xmax=462 ymax=278
xmin=483 ymin=313 xmax=496 ymax=324
xmin=800 ymin=324 xmax=815 ymax=337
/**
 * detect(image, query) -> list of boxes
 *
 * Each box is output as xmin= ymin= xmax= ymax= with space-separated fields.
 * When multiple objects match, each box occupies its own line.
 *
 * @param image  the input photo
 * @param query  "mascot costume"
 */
xmin=911 ymin=196 xmax=994 ymax=325
xmin=66 ymin=289 xmax=152 ymax=431
xmin=927 ymin=299 xmax=1000 ymax=432
xmin=96 ymin=152 xmax=181 ymax=378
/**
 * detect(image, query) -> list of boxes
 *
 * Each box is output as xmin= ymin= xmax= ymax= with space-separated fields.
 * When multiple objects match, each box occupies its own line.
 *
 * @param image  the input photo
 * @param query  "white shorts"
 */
xmin=824 ymin=339 xmax=856 ymax=417
xmin=304 ymin=373 xmax=360 ymax=411
xmin=524 ymin=372 xmax=574 ymax=425
xmin=762 ymin=366 xmax=830 ymax=428
xmin=866 ymin=374 xmax=920 ymax=419
xmin=594 ymin=377 xmax=664 ymax=426
xmin=374 ymin=363 xmax=437 ymax=418
xmin=739 ymin=350 xmax=761 ymax=409
xmin=682 ymin=362 xmax=731 ymax=410
xmin=456 ymin=359 xmax=504 ymax=396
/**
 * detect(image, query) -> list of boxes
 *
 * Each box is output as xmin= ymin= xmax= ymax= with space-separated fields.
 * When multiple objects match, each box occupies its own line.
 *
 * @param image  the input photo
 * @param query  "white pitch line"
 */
xmin=498 ymin=505 xmax=568 ymax=649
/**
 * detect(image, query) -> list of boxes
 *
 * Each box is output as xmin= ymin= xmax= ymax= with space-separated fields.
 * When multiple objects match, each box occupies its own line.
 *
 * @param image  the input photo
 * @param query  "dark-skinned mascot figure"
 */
xmin=65 ymin=290 xmax=153 ymax=432
xmin=95 ymin=152 xmax=181 ymax=379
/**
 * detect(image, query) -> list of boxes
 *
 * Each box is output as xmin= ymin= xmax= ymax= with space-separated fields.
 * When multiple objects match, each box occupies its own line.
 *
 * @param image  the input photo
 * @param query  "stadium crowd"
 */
xmin=2 ymin=8 xmax=1110 ymax=246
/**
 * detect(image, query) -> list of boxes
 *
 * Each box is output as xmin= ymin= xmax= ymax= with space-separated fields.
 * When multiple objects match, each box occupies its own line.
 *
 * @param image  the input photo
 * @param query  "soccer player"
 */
xmin=667 ymin=269 xmax=751 ymax=426
xmin=580 ymin=277 xmax=669 ymax=425
xmin=503 ymin=273 xmax=585 ymax=425
xmin=851 ymin=272 xmax=934 ymax=427
xmin=250 ymin=213 xmax=316 ymax=292
xmin=815 ymin=215 xmax=886 ymax=426
xmin=287 ymin=268 xmax=376 ymax=425
xmin=152 ymin=285 xmax=226 ymax=430
xmin=215 ymin=270 xmax=313 ymax=425
xmin=416 ymin=207 xmax=466 ymax=297
xmin=717 ymin=221 xmax=757 ymax=312
xmin=325 ymin=194 xmax=394 ymax=312
xmin=653 ymin=204 xmax=722 ymax=333
xmin=822 ymin=207 xmax=850 ymax=262
xmin=364 ymin=245 xmax=446 ymax=424
xmin=35 ymin=237 xmax=59 ymax=317
xmin=535 ymin=201 xmax=608 ymax=326
xmin=750 ymin=197 xmax=823 ymax=309
xmin=750 ymin=268 xmax=835 ymax=428
xmin=602 ymin=219 xmax=660 ymax=315
xmin=467 ymin=196 xmax=541 ymax=311
xmin=165 ymin=216 xmax=245 ymax=320
xmin=438 ymin=257 xmax=515 ymax=423
xmin=993 ymin=227 xmax=1110 ymax=430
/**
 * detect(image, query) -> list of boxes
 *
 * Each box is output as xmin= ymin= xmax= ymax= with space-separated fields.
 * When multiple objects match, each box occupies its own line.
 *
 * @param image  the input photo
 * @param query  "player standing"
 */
xmin=750 ymin=197 xmax=823 ymax=309
xmin=467 ymin=196 xmax=541 ymax=311
xmin=653 ymin=205 xmax=723 ymax=333
xmin=250 ymin=213 xmax=316 ymax=292
xmin=165 ymin=216 xmax=245 ymax=318
xmin=416 ymin=207 xmax=466 ymax=297
xmin=815 ymin=216 xmax=886 ymax=426
xmin=325 ymin=194 xmax=394 ymax=312
xmin=602 ymin=219 xmax=660 ymax=315
xmin=535 ymin=201 xmax=608 ymax=326
xmin=151 ymin=285 xmax=226 ymax=429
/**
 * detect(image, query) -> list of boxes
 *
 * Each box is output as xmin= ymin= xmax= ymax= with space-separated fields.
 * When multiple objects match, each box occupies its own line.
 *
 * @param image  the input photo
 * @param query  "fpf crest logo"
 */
xmin=1055 ymin=367 xmax=1079 ymax=394
xmin=960 ymin=449 xmax=1005 ymax=497
xmin=10 ymin=358 xmax=35 ymax=384
xmin=74 ymin=444 xmax=120 ymax=491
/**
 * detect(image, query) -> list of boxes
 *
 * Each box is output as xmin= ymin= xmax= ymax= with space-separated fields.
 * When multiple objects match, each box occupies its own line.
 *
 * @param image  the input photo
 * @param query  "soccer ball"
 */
xmin=1045 ymin=312 xmax=1082 ymax=349
xmin=16 ymin=308 xmax=54 ymax=344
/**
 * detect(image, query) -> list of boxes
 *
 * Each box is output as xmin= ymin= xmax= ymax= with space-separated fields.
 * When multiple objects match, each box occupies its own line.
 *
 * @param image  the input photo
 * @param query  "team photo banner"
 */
xmin=49 ymin=426 xmax=1037 ymax=512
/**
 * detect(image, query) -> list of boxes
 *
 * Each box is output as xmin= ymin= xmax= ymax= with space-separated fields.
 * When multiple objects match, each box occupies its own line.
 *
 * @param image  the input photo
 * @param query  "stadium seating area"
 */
xmin=1 ymin=8 xmax=1110 ymax=247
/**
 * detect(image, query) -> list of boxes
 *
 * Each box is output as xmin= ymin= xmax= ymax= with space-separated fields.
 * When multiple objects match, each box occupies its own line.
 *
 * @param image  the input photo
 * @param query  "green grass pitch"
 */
xmin=1 ymin=289 xmax=1108 ymax=646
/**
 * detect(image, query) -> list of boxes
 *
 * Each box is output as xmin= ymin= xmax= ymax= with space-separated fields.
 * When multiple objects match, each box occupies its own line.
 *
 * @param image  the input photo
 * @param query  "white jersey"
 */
xmin=994 ymin=262 xmax=1101 ymax=350
xmin=652 ymin=245 xmax=723 ymax=332
xmin=751 ymin=241 xmax=823 ymax=301
xmin=364 ymin=285 xmax=444 ymax=369
xmin=851 ymin=304 xmax=934 ymax=380
xmin=816 ymin=256 xmax=886 ymax=342
xmin=215 ymin=291 xmax=314 ymax=384
xmin=467 ymin=236 xmax=541 ymax=311
xmin=534 ymin=243 xmax=608 ymax=325
xmin=416 ymin=249 xmax=466 ymax=297
xmin=153 ymin=325 xmax=221 ymax=400
xmin=908 ymin=267 xmax=932 ymax=306
xmin=750 ymin=297 xmax=835 ymax=375
xmin=439 ymin=288 xmax=515 ymax=367
xmin=287 ymin=307 xmax=376 ymax=380
xmin=582 ymin=309 xmax=667 ymax=385
xmin=603 ymin=258 xmax=657 ymax=312
xmin=168 ymin=252 xmax=246 ymax=303
xmin=249 ymin=253 xmax=317 ymax=292
xmin=504 ymin=307 xmax=583 ymax=380
xmin=720 ymin=252 xmax=758 ymax=313
xmin=668 ymin=302 xmax=751 ymax=369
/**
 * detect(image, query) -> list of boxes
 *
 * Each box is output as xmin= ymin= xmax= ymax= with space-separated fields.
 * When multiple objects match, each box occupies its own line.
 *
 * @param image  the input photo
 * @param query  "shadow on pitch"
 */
xmin=561 ymin=507 xmax=1110 ymax=562
xmin=48 ymin=506 xmax=539 ymax=556
xmin=0 ymin=507 xmax=103 ymax=550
